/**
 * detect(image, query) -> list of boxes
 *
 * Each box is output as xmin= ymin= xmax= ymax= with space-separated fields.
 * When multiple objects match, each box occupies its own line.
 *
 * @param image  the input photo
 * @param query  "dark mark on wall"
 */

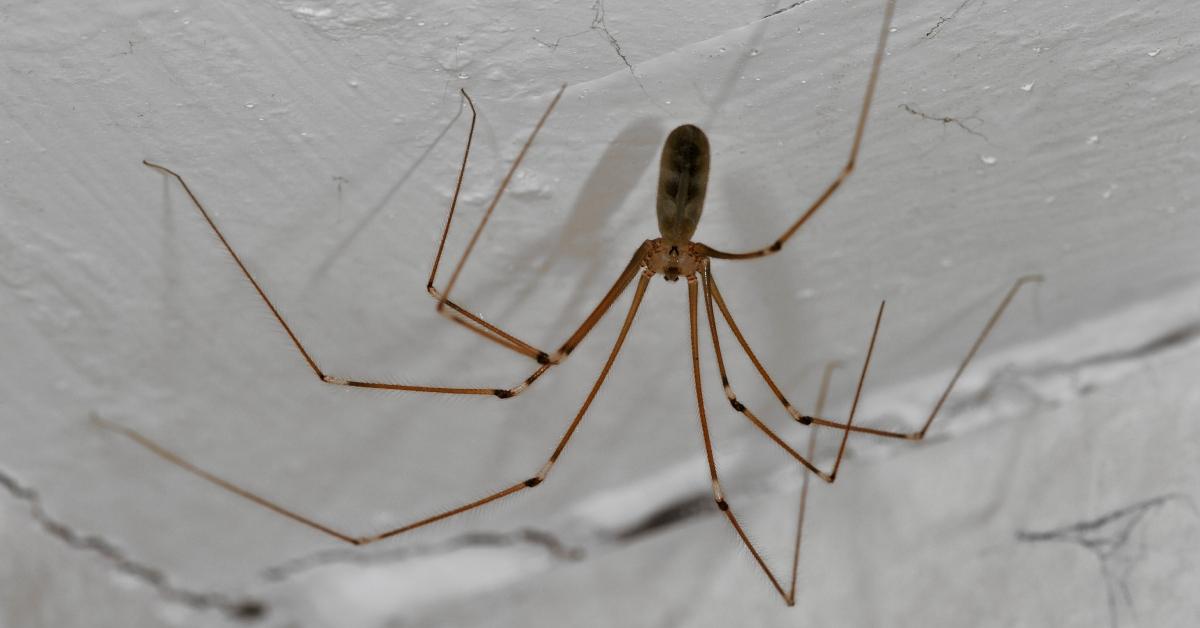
xmin=925 ymin=0 xmax=975 ymax=39
xmin=262 ymin=527 xmax=584 ymax=581
xmin=614 ymin=492 xmax=714 ymax=542
xmin=1017 ymin=494 xmax=1194 ymax=628
xmin=533 ymin=0 xmax=644 ymax=92
xmin=762 ymin=1 xmax=815 ymax=21
xmin=0 ymin=465 xmax=267 ymax=621
xmin=900 ymin=103 xmax=988 ymax=141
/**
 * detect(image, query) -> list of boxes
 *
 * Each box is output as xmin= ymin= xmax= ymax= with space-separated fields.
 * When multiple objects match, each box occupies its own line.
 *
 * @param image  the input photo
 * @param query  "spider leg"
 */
xmin=93 ymin=271 xmax=652 ymax=545
xmin=805 ymin=275 xmax=1042 ymax=441
xmin=700 ymin=266 xmax=882 ymax=482
xmin=427 ymin=86 xmax=568 ymax=363
xmin=786 ymin=361 xmax=839 ymax=604
xmin=688 ymin=276 xmax=789 ymax=603
xmin=705 ymin=269 xmax=813 ymax=423
xmin=689 ymin=279 xmax=879 ymax=604
xmin=699 ymin=0 xmax=896 ymax=261
xmin=142 ymin=156 xmax=649 ymax=399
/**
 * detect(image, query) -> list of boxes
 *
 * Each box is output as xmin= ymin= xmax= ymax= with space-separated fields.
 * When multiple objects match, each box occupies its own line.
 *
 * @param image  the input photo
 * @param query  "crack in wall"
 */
xmin=900 ymin=103 xmax=989 ymax=141
xmin=533 ymin=0 xmax=646 ymax=93
xmin=1073 ymin=322 xmax=1200 ymax=369
xmin=0 ymin=467 xmax=268 ymax=622
xmin=263 ymin=495 xmax=724 ymax=584
xmin=938 ymin=321 xmax=1200 ymax=423
xmin=531 ymin=30 xmax=589 ymax=51
xmin=1016 ymin=494 xmax=1196 ymax=628
xmin=924 ymin=0 xmax=975 ymax=39
xmin=761 ymin=1 xmax=815 ymax=21
xmin=261 ymin=527 xmax=584 ymax=581
xmin=589 ymin=0 xmax=638 ymax=85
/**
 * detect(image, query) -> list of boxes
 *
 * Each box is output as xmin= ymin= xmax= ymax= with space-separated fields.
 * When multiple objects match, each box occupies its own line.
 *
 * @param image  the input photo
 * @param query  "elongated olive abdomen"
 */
xmin=656 ymin=124 xmax=710 ymax=245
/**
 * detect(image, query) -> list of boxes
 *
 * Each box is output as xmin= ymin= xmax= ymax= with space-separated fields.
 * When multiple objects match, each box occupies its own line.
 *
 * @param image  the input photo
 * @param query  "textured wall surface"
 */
xmin=1 ymin=0 xmax=1198 ymax=626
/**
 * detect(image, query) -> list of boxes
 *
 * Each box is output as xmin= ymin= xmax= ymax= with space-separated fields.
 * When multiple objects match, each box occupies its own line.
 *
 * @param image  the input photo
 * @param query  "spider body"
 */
xmin=643 ymin=238 xmax=706 ymax=282
xmin=656 ymin=124 xmax=711 ymax=247
xmin=101 ymin=0 xmax=1041 ymax=606
xmin=643 ymin=124 xmax=714 ymax=283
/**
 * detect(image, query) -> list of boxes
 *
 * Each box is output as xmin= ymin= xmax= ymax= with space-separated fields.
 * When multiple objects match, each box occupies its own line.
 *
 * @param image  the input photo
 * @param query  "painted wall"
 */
xmin=2 ymin=0 xmax=1197 ymax=626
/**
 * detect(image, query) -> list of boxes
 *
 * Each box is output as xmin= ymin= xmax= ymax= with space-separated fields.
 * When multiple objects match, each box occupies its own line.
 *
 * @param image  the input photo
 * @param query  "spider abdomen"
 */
xmin=656 ymin=124 xmax=710 ymax=245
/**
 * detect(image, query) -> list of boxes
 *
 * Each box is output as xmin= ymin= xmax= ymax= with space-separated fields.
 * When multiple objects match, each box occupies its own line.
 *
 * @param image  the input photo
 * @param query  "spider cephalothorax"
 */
xmin=643 ymin=239 xmax=707 ymax=282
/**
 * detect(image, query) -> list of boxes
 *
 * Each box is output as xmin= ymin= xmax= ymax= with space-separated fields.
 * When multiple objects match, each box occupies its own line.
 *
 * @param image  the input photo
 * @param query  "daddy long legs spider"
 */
xmin=97 ymin=0 xmax=1041 ymax=605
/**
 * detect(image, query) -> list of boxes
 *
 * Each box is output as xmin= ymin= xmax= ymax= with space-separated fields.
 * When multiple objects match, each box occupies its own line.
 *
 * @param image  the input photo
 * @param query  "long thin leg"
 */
xmin=689 ymin=279 xmax=876 ymax=604
xmin=706 ymin=268 xmax=811 ymax=423
xmin=806 ymin=274 xmax=1043 ymax=440
xmin=786 ymin=362 xmax=840 ymax=605
xmin=426 ymin=86 xmax=569 ymax=363
xmin=93 ymin=272 xmax=652 ymax=545
xmin=699 ymin=0 xmax=896 ymax=261
xmin=142 ymin=156 xmax=649 ymax=399
xmin=700 ymin=266 xmax=882 ymax=482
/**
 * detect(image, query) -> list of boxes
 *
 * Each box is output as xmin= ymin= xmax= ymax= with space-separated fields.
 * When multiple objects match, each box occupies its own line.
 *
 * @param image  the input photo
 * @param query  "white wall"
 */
xmin=1 ymin=0 xmax=1197 ymax=626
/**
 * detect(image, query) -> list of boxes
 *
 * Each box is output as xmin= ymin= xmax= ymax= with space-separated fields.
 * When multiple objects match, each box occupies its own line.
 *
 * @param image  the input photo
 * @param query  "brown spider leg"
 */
xmin=427 ymin=86 xmax=568 ymax=363
xmin=424 ymin=89 xmax=542 ymax=361
xmin=497 ymin=239 xmax=653 ymax=398
xmin=705 ymin=268 xmax=812 ymax=423
xmin=689 ymin=279 xmax=880 ymax=603
xmin=143 ymin=157 xmax=649 ymax=399
xmin=93 ymin=271 xmax=652 ymax=546
xmin=804 ymin=274 xmax=1042 ymax=441
xmin=700 ymin=266 xmax=883 ymax=482
xmin=689 ymin=277 xmax=787 ymax=600
xmin=698 ymin=0 xmax=896 ymax=261
xmin=786 ymin=361 xmax=840 ymax=605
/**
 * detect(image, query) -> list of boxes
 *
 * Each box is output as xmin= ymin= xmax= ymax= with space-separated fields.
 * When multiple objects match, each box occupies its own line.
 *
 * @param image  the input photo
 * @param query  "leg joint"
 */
xmin=526 ymin=460 xmax=554 ymax=487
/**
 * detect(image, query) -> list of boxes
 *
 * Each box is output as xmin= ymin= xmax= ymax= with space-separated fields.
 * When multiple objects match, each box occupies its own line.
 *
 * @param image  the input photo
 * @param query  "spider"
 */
xmin=97 ymin=0 xmax=1040 ymax=605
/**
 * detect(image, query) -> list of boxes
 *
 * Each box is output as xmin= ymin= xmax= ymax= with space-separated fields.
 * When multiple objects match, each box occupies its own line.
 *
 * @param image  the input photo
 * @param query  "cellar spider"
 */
xmin=97 ymin=0 xmax=1041 ymax=605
